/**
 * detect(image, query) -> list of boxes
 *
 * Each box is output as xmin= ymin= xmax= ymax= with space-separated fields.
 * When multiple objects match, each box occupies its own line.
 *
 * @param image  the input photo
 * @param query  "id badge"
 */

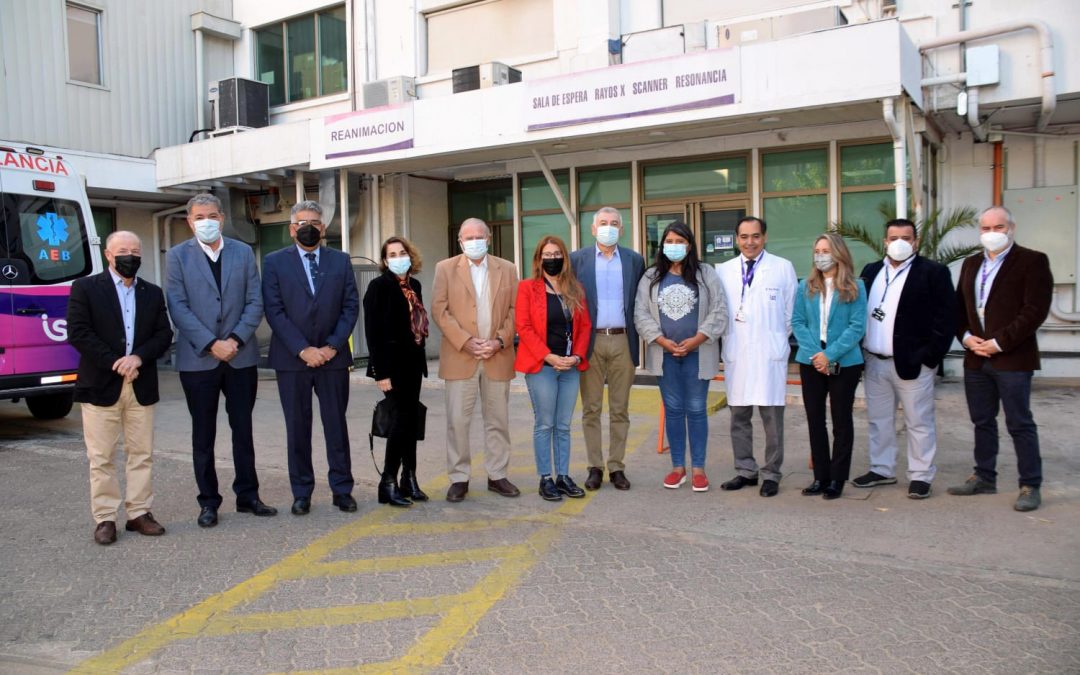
xmin=735 ymin=308 xmax=747 ymax=323
xmin=871 ymin=307 xmax=886 ymax=322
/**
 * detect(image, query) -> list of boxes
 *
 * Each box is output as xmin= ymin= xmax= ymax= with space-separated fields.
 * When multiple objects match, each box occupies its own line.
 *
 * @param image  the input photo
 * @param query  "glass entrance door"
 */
xmin=641 ymin=201 xmax=747 ymax=267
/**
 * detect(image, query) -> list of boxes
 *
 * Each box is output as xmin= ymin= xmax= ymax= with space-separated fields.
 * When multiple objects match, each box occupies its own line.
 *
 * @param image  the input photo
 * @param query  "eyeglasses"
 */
xmin=540 ymin=253 xmax=564 ymax=260
xmin=294 ymin=220 xmax=323 ymax=227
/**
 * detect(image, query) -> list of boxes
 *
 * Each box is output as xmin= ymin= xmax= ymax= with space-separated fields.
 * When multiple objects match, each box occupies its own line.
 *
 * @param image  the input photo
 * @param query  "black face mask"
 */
xmin=296 ymin=224 xmax=322 ymax=247
xmin=113 ymin=254 xmax=141 ymax=279
xmin=541 ymin=258 xmax=564 ymax=276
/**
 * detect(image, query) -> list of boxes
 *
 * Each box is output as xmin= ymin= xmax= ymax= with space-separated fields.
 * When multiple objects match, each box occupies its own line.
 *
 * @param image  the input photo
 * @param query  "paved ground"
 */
xmin=0 ymin=368 xmax=1078 ymax=673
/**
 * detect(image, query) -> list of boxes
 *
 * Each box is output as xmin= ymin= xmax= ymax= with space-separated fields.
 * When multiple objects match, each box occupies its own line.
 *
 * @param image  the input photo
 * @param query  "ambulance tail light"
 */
xmin=33 ymin=180 xmax=56 ymax=192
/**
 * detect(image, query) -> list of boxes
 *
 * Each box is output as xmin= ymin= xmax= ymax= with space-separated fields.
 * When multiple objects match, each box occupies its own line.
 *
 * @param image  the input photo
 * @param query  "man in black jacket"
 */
xmin=853 ymin=219 xmax=955 ymax=499
xmin=67 ymin=231 xmax=173 ymax=545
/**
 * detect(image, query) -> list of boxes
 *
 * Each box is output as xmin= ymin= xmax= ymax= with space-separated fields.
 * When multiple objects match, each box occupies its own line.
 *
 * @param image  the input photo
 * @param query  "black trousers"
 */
xmin=383 ymin=366 xmax=424 ymax=477
xmin=799 ymin=362 xmax=863 ymax=484
xmin=179 ymin=363 xmax=260 ymax=509
xmin=276 ymin=367 xmax=353 ymax=499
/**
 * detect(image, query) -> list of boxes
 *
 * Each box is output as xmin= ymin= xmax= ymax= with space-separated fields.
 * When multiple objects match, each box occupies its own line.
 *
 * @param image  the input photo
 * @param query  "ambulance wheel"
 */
xmin=27 ymin=392 xmax=74 ymax=420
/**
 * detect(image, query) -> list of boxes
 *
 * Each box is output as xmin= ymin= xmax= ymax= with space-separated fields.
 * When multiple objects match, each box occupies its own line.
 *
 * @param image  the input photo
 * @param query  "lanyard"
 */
xmin=544 ymin=278 xmax=573 ymax=356
xmin=876 ymin=261 xmax=910 ymax=309
xmin=978 ymin=254 xmax=1005 ymax=308
xmin=740 ymin=251 xmax=763 ymax=305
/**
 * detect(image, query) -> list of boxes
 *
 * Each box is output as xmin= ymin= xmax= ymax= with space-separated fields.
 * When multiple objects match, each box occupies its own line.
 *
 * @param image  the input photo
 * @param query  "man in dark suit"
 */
xmin=166 ymin=193 xmax=276 ymax=528
xmin=262 ymin=200 xmax=360 ymax=515
xmin=569 ymin=207 xmax=645 ymax=490
xmin=67 ymin=231 xmax=173 ymax=545
xmin=854 ymin=219 xmax=955 ymax=499
xmin=948 ymin=206 xmax=1052 ymax=511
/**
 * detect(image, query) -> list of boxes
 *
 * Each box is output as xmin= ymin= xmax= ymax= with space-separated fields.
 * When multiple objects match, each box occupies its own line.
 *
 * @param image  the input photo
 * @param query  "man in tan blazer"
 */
xmin=432 ymin=218 xmax=520 ymax=502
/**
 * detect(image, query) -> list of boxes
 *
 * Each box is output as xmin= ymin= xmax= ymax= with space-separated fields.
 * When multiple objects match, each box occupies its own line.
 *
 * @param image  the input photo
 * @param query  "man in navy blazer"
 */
xmin=569 ymin=207 xmax=645 ymax=491
xmin=855 ymin=218 xmax=955 ymax=500
xmin=262 ymin=200 xmax=360 ymax=515
xmin=166 ymin=193 xmax=276 ymax=528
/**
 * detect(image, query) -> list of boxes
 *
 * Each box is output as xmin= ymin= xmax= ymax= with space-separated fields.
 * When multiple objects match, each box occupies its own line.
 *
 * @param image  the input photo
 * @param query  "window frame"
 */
xmin=253 ymin=4 xmax=349 ymax=108
xmin=577 ymin=163 xmax=632 ymax=251
xmin=64 ymin=1 xmax=107 ymax=89
xmin=639 ymin=153 xmax=750 ymax=204
xmin=518 ymin=170 xmax=571 ymax=265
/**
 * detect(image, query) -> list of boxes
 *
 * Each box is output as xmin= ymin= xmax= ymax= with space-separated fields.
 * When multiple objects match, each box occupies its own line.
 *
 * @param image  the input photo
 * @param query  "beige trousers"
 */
xmin=444 ymin=364 xmax=511 ymax=484
xmin=82 ymin=381 xmax=155 ymax=523
xmin=579 ymin=333 xmax=635 ymax=472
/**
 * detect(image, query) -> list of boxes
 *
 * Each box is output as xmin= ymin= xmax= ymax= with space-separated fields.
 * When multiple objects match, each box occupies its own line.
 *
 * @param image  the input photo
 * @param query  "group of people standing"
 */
xmin=67 ymin=194 xmax=1052 ymax=546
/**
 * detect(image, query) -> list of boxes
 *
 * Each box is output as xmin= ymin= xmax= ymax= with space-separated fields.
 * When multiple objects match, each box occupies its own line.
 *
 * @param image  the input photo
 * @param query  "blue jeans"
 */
xmin=659 ymin=351 xmax=710 ymax=469
xmin=525 ymin=365 xmax=580 ymax=477
xmin=965 ymin=361 xmax=1041 ymax=487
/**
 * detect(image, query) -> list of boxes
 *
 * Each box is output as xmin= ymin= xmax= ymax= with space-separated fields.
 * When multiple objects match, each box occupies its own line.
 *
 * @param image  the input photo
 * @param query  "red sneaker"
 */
xmin=663 ymin=470 xmax=687 ymax=489
xmin=692 ymin=473 xmax=709 ymax=492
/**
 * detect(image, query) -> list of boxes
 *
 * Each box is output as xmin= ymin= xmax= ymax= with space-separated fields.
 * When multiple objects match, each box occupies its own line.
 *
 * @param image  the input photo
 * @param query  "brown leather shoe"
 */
xmin=584 ymin=467 xmax=603 ymax=491
xmin=487 ymin=477 xmax=521 ymax=497
xmin=94 ymin=521 xmax=117 ymax=546
xmin=125 ymin=512 xmax=165 ymax=536
xmin=609 ymin=470 xmax=631 ymax=491
xmin=446 ymin=481 xmax=469 ymax=503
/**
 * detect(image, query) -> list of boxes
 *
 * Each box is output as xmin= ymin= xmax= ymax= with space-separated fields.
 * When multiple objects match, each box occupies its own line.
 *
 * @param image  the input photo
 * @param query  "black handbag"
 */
xmin=368 ymin=396 xmax=427 ymax=471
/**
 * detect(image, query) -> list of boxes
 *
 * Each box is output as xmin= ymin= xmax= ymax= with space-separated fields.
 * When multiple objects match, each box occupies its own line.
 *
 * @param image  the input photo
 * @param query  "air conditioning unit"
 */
xmin=208 ymin=77 xmax=269 ymax=132
xmin=358 ymin=76 xmax=416 ymax=109
xmin=452 ymin=62 xmax=522 ymax=93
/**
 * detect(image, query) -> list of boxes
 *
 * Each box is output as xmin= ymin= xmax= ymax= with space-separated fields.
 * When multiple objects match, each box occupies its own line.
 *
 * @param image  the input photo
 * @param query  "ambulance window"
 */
xmin=1 ymin=194 xmax=92 ymax=283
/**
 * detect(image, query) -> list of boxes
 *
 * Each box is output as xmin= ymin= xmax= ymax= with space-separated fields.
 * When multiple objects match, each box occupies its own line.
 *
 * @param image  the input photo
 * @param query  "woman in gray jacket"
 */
xmin=635 ymin=221 xmax=727 ymax=492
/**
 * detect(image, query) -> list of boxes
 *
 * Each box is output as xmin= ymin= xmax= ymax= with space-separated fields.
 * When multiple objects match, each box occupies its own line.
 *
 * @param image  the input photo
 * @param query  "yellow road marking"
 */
xmin=73 ymin=408 xmax=651 ymax=674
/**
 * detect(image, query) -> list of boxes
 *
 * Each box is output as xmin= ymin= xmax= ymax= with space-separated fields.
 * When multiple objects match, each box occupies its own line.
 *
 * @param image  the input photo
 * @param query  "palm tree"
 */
xmin=835 ymin=203 xmax=981 ymax=266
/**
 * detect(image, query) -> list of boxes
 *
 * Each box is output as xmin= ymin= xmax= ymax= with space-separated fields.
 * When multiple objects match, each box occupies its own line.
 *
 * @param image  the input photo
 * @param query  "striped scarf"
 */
xmin=398 ymin=275 xmax=429 ymax=345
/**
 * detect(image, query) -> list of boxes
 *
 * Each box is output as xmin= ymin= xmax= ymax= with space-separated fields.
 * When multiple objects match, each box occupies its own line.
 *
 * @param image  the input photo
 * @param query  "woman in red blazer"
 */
xmin=515 ymin=235 xmax=592 ymax=501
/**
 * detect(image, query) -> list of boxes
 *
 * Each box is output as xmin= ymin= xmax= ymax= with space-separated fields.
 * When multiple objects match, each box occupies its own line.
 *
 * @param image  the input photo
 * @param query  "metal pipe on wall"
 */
xmin=882 ymin=98 xmax=908 ymax=219
xmin=195 ymin=30 xmax=205 ymax=131
xmin=992 ymin=140 xmax=1004 ymax=205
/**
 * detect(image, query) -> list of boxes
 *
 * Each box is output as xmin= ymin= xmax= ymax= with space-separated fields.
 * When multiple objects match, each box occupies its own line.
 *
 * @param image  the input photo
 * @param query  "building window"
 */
xmin=519 ymin=173 xmax=570 ymax=265
xmin=66 ymin=3 xmax=103 ymax=85
xmin=642 ymin=157 xmax=747 ymax=201
xmin=426 ymin=0 xmax=554 ymax=73
xmin=761 ymin=148 xmax=829 ymax=277
xmin=839 ymin=141 xmax=897 ymax=271
xmin=255 ymin=6 xmax=348 ymax=107
xmin=578 ymin=166 xmax=631 ymax=250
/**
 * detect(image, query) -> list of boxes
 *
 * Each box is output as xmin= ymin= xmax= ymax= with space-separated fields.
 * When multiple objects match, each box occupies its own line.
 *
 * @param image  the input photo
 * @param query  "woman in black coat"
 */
xmin=363 ymin=236 xmax=430 ymax=507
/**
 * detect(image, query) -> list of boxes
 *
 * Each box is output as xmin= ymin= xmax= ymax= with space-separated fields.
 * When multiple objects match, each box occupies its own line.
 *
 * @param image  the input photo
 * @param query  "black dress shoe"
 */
xmin=332 ymin=494 xmax=358 ymax=512
xmin=609 ymin=470 xmax=631 ymax=491
xmin=720 ymin=475 xmax=759 ymax=491
xmin=538 ymin=477 xmax=562 ymax=501
xmin=197 ymin=506 xmax=218 ymax=528
xmin=760 ymin=480 xmax=779 ymax=497
xmin=583 ymin=467 xmax=603 ymax=491
xmin=487 ymin=478 xmax=521 ymax=497
xmin=378 ymin=473 xmax=412 ymax=507
xmin=555 ymin=475 xmax=585 ymax=498
xmin=237 ymin=499 xmax=277 ymax=517
xmin=801 ymin=481 xmax=824 ymax=496
xmin=446 ymin=481 xmax=469 ymax=503
xmin=400 ymin=469 xmax=429 ymax=502
xmin=291 ymin=497 xmax=311 ymax=515
xmin=822 ymin=481 xmax=844 ymax=500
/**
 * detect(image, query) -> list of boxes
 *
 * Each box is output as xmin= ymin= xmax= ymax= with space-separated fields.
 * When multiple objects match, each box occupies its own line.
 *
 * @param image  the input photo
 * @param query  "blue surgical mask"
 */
xmin=461 ymin=239 xmax=488 ymax=260
xmin=194 ymin=218 xmax=221 ymax=244
xmin=387 ymin=255 xmax=411 ymax=276
xmin=663 ymin=243 xmax=688 ymax=262
xmin=595 ymin=225 xmax=620 ymax=247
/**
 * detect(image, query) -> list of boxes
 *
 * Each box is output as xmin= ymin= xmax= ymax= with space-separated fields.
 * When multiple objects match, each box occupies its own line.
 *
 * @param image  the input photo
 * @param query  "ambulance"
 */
xmin=1 ymin=142 xmax=101 ymax=418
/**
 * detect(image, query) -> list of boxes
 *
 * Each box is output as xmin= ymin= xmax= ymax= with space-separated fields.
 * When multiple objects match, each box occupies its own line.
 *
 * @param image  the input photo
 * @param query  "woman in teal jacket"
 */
xmin=791 ymin=233 xmax=867 ymax=500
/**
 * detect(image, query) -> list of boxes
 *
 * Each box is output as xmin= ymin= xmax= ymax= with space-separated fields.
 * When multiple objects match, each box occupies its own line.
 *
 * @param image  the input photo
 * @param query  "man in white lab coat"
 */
xmin=716 ymin=217 xmax=798 ymax=497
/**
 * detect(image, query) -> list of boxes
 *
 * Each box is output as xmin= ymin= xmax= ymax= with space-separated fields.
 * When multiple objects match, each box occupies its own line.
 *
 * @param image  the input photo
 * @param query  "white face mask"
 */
xmin=813 ymin=254 xmax=835 ymax=272
xmin=980 ymin=231 xmax=1010 ymax=253
xmin=595 ymin=225 xmax=620 ymax=247
xmin=461 ymin=238 xmax=488 ymax=260
xmin=194 ymin=218 xmax=221 ymax=244
xmin=886 ymin=238 xmax=914 ymax=262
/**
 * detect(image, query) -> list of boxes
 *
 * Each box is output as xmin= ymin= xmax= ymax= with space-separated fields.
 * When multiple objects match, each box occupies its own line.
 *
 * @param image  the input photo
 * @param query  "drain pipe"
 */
xmin=882 ymin=97 xmax=907 ymax=219
xmin=152 ymin=205 xmax=188 ymax=287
